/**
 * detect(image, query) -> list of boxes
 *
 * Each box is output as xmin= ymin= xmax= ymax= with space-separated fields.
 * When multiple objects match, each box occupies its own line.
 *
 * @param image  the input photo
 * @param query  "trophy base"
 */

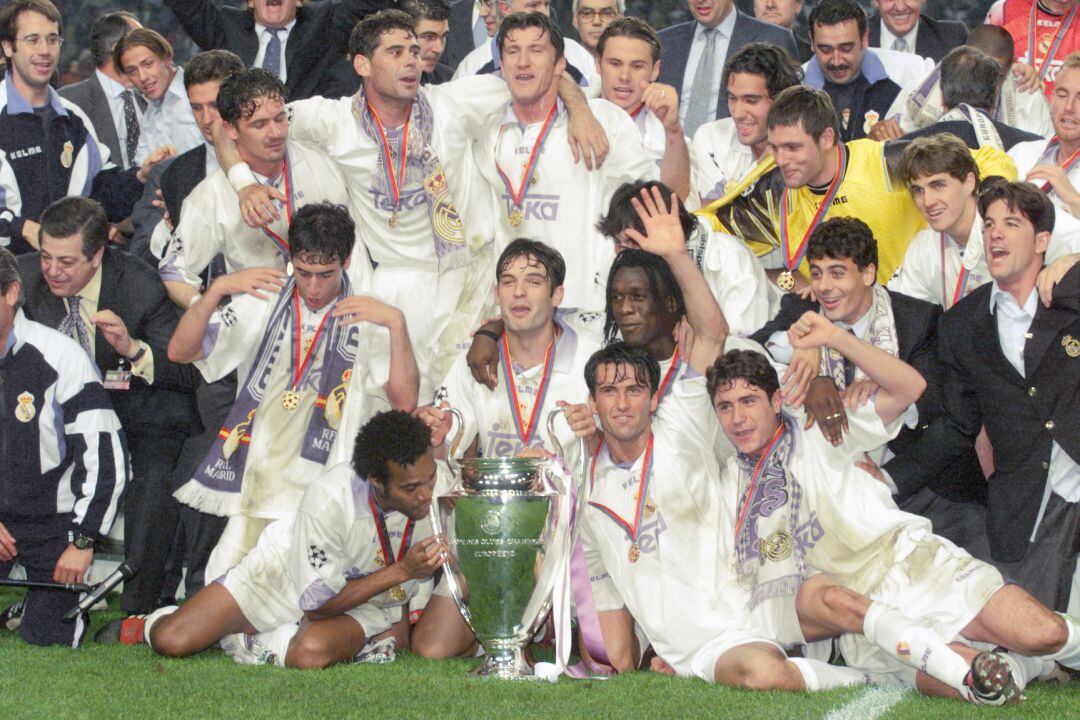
xmin=472 ymin=646 xmax=539 ymax=680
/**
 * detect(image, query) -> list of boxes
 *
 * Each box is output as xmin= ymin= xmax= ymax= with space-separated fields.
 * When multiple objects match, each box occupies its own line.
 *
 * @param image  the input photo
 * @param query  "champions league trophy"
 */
xmin=431 ymin=408 xmax=585 ymax=679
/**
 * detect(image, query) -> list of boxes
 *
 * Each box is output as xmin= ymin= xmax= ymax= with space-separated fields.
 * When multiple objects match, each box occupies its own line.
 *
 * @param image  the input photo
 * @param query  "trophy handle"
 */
xmin=445 ymin=407 xmax=466 ymax=481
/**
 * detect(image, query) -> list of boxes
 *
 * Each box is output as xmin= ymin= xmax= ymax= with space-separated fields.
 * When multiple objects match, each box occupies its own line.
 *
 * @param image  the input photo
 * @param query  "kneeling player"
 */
xmin=709 ymin=319 xmax=1080 ymax=703
xmin=99 ymin=412 xmax=446 ymax=668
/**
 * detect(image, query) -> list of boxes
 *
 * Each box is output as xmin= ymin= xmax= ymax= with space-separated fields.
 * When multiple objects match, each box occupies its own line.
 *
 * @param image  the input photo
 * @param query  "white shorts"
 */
xmin=839 ymin=532 xmax=1005 ymax=685
xmin=220 ymin=530 xmax=400 ymax=639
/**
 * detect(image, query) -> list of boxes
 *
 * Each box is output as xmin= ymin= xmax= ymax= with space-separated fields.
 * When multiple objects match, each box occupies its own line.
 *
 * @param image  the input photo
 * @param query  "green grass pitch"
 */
xmin=0 ymin=591 xmax=1076 ymax=719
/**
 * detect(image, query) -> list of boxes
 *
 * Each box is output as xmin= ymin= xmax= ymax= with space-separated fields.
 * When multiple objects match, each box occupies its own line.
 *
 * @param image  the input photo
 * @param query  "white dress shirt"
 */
xmin=678 ymin=12 xmax=736 ymax=125
xmin=988 ymin=284 xmax=1080 ymax=529
xmin=95 ymin=69 xmax=141 ymax=169
xmin=880 ymin=19 xmax=919 ymax=55
xmin=136 ymin=67 xmax=202 ymax=165
xmin=253 ymin=19 xmax=297 ymax=83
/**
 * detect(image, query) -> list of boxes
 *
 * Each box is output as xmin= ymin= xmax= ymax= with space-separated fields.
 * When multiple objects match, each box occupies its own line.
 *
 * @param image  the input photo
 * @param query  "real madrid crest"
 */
xmin=1063 ymin=335 xmax=1080 ymax=358
xmin=15 ymin=391 xmax=35 ymax=423
xmin=862 ymin=110 xmax=880 ymax=135
xmin=60 ymin=141 xmax=74 ymax=169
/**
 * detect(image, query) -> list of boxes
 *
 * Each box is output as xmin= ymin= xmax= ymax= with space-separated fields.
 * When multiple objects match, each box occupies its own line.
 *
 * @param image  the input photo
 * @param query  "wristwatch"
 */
xmin=127 ymin=342 xmax=148 ymax=364
xmin=71 ymin=532 xmax=96 ymax=551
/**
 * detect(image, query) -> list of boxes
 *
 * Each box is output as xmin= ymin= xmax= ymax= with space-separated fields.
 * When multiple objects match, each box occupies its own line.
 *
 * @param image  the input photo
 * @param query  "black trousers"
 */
xmin=120 ymin=432 xmax=184 ymax=613
xmin=0 ymin=515 xmax=85 ymax=646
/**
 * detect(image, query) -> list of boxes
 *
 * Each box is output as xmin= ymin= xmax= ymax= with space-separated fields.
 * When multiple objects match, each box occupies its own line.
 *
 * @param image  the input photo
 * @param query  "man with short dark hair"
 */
xmin=159 ymin=68 xmax=364 ymax=310
xmin=100 ymin=411 xmax=447 ymax=668
xmin=58 ymin=12 xmax=144 ymax=170
xmin=165 ymin=202 xmax=419 ymax=590
xmin=885 ymin=179 xmax=1080 ymax=614
xmin=595 ymin=18 xmax=689 ymax=201
xmin=804 ymin=0 xmax=902 ymax=142
xmin=16 ymin=195 xmax=199 ymax=615
xmin=0 ymin=0 xmax=162 ymax=255
xmin=0 ymin=246 xmax=127 ymax=647
xmin=692 ymin=41 xmax=804 ymax=203
xmin=406 ymin=0 xmax=454 ymax=83
xmin=657 ymin=0 xmax=798 ymax=134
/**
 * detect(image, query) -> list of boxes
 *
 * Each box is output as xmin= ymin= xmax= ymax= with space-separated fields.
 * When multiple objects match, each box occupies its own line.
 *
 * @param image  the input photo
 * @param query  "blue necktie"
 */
xmin=262 ymin=28 xmax=284 ymax=79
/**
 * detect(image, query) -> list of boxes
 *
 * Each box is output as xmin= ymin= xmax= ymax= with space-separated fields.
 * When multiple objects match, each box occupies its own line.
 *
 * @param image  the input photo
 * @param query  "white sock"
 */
xmin=1000 ymin=652 xmax=1053 ymax=689
xmin=256 ymin=623 xmax=296 ymax=667
xmin=788 ymin=657 xmax=870 ymax=690
xmin=143 ymin=605 xmax=178 ymax=648
xmin=1043 ymin=612 xmax=1080 ymax=670
xmin=863 ymin=601 xmax=972 ymax=696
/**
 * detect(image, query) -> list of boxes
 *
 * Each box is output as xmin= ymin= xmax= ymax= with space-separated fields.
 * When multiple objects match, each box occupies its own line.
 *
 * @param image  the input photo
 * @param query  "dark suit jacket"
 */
xmin=16 ymin=248 xmax=200 ymax=435
xmin=58 ymin=74 xmax=145 ymax=168
xmin=444 ymin=0 xmax=478 ymax=72
xmin=164 ymin=0 xmax=388 ymax=102
xmin=902 ymin=118 xmax=1043 ymax=152
xmin=658 ymin=11 xmax=798 ymax=121
xmin=867 ymin=13 xmax=969 ymax=63
xmin=886 ymin=264 xmax=1080 ymax=561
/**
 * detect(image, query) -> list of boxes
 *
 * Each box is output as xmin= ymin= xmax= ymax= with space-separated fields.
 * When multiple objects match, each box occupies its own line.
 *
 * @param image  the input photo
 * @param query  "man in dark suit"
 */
xmin=657 ymin=0 xmax=797 ymax=133
xmin=16 ymin=196 xmax=200 ymax=616
xmin=753 ymin=0 xmax=814 ymax=62
xmin=867 ymin=0 xmax=968 ymax=62
xmin=58 ymin=12 xmax=144 ymax=170
xmin=163 ymin=0 xmax=390 ymax=102
xmin=902 ymin=45 xmax=1042 ymax=151
xmin=749 ymin=216 xmax=991 ymax=557
xmin=886 ymin=181 xmax=1080 ymax=612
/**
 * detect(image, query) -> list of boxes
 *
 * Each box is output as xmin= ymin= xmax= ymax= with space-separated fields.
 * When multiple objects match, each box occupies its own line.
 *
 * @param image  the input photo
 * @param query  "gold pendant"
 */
xmin=644 ymin=500 xmax=656 ymax=516
xmin=1063 ymin=335 xmax=1080 ymax=358
xmin=389 ymin=210 xmax=399 ymax=228
xmin=509 ymin=207 xmax=523 ymax=227
xmin=777 ymin=270 xmax=795 ymax=292
xmin=759 ymin=530 xmax=794 ymax=563
xmin=374 ymin=548 xmax=386 ymax=567
xmin=628 ymin=543 xmax=640 ymax=563
xmin=389 ymin=585 xmax=406 ymax=602
xmin=281 ymin=389 xmax=301 ymax=411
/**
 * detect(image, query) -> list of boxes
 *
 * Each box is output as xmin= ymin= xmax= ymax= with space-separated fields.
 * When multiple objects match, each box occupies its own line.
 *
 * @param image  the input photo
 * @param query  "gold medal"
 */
xmin=389 ymin=210 xmax=399 ymax=228
xmin=281 ymin=389 xmax=301 ymax=411
xmin=1063 ymin=335 xmax=1080 ymax=358
xmin=628 ymin=544 xmax=640 ymax=563
xmin=777 ymin=270 xmax=795 ymax=292
xmin=389 ymin=585 xmax=406 ymax=602
xmin=509 ymin=207 xmax=523 ymax=227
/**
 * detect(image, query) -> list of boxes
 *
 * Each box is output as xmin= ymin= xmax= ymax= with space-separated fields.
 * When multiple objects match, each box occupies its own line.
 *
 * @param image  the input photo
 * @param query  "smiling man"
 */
xmin=100 ymin=411 xmax=448 ymax=669
xmin=573 ymin=0 xmax=622 ymax=59
xmin=158 ymin=68 xmax=365 ymax=310
xmin=867 ymin=0 xmax=968 ymax=62
xmin=165 ymin=202 xmax=419 ymax=590
xmin=114 ymin=28 xmax=202 ymax=164
xmin=804 ymin=0 xmax=901 ymax=142
xmin=691 ymin=42 xmax=804 ymax=203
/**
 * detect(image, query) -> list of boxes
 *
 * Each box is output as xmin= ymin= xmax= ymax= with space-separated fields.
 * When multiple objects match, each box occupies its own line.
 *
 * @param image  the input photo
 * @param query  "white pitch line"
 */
xmin=823 ymin=684 xmax=911 ymax=720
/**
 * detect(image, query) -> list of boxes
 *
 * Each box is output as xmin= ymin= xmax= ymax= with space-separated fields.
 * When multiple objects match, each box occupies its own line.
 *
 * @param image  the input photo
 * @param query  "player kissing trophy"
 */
xmin=432 ymin=407 xmax=587 ymax=679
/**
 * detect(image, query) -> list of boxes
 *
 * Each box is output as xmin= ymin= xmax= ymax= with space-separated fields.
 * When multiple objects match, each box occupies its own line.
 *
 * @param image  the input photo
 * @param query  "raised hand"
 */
xmin=621 ymin=185 xmax=686 ymax=257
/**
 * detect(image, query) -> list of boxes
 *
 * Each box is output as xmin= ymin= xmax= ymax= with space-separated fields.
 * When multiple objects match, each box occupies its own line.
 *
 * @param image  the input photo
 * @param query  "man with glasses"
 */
xmin=0 ymin=0 xmax=168 ymax=255
xmin=572 ymin=0 xmax=622 ymax=60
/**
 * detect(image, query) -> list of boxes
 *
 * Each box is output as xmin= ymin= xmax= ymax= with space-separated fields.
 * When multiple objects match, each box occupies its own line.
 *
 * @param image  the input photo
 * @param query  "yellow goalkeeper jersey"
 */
xmin=699 ymin=138 xmax=1017 ymax=285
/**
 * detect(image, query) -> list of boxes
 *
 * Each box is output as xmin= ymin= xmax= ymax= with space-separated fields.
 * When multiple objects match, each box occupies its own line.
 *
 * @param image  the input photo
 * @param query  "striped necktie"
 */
xmin=58 ymin=295 xmax=93 ymax=358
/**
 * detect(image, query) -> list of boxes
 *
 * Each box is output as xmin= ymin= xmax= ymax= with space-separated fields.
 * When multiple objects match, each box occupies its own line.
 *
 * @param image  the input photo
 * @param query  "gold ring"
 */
xmin=826 ymin=413 xmax=841 ymax=420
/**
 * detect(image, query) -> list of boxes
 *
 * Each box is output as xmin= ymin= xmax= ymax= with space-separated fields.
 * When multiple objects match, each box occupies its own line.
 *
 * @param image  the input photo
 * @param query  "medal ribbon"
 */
xmin=288 ymin=289 xmax=334 ymax=393
xmin=498 ymin=332 xmax=556 ymax=445
xmin=588 ymin=435 xmax=654 ymax=546
xmin=1038 ymin=136 xmax=1080 ymax=193
xmin=629 ymin=103 xmax=646 ymax=120
xmin=732 ymin=424 xmax=785 ymax=549
xmin=656 ymin=348 xmax=682 ymax=405
xmin=368 ymin=102 xmax=411 ymax=217
xmin=1028 ymin=1 xmax=1080 ymax=81
xmin=494 ymin=103 xmax=558 ymax=216
xmin=939 ymin=234 xmax=970 ymax=309
xmin=779 ymin=144 xmax=847 ymax=273
xmin=259 ymin=153 xmax=293 ymax=260
xmin=369 ymin=493 xmax=415 ymax=565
